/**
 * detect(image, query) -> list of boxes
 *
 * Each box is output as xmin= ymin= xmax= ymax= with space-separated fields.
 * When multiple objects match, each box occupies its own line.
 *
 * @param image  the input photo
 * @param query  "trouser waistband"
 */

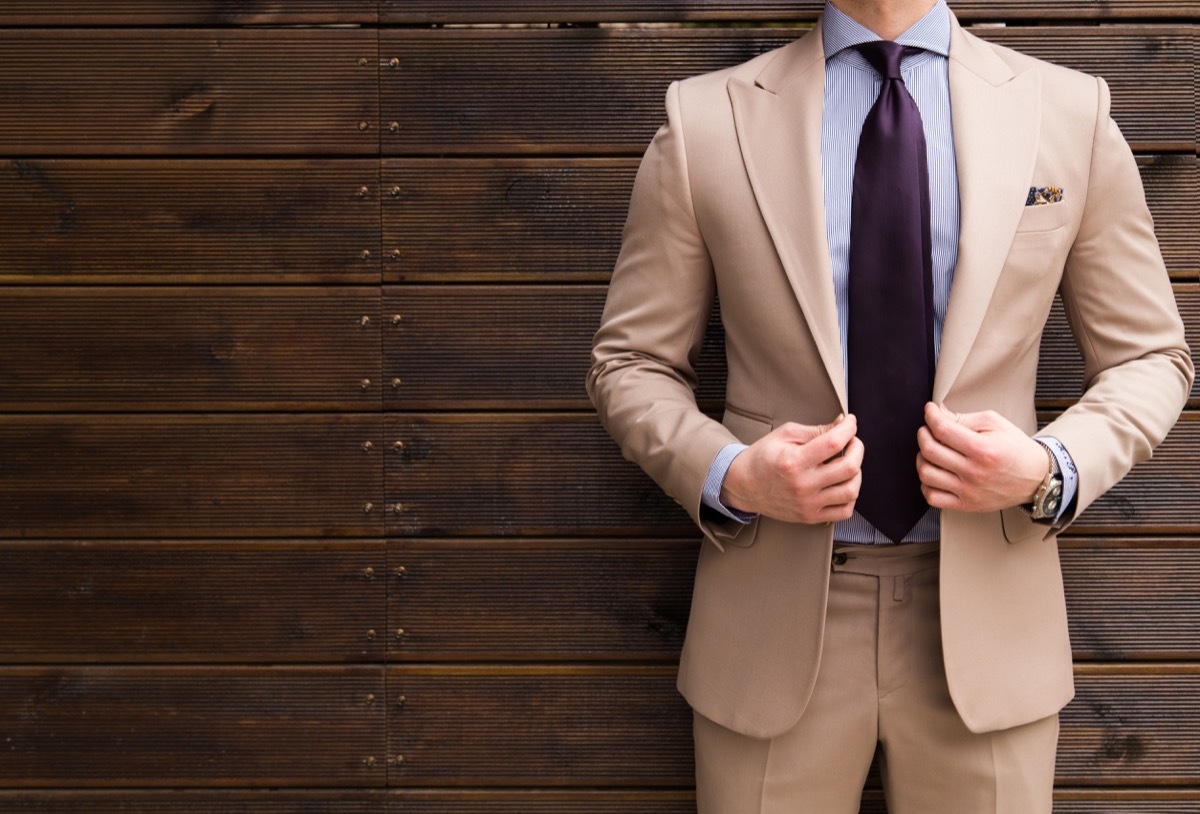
xmin=831 ymin=540 xmax=940 ymax=577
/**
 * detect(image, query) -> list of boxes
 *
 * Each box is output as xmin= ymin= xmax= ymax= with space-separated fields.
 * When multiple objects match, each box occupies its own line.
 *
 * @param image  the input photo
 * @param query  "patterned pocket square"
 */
xmin=1026 ymin=185 xmax=1064 ymax=206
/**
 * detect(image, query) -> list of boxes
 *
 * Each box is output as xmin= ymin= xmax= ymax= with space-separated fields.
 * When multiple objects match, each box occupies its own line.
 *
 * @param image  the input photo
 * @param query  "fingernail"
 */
xmin=835 ymin=412 xmax=845 ymax=423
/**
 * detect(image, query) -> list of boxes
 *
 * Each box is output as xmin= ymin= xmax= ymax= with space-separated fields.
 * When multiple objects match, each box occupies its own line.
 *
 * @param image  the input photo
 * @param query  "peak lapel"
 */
xmin=934 ymin=20 xmax=1041 ymax=402
xmin=728 ymin=28 xmax=847 ymax=409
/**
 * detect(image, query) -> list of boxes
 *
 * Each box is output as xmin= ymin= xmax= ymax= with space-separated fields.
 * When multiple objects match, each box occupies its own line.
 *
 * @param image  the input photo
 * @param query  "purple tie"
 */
xmin=847 ymin=41 xmax=935 ymax=543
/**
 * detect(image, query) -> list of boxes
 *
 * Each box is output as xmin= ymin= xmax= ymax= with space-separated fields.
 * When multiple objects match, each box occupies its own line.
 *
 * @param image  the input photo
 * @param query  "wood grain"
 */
xmin=380 ymin=27 xmax=1194 ymax=156
xmin=0 ymin=415 xmax=384 ymax=539
xmin=387 ymin=0 xmax=1200 ymax=23
xmin=0 ymin=160 xmax=382 ymax=284
xmin=0 ymin=667 xmax=386 ymax=788
xmin=0 ymin=287 xmax=383 ymax=411
xmin=0 ymin=2 xmax=377 ymax=25
xmin=0 ymin=542 xmax=386 ymax=664
xmin=0 ymin=30 xmax=379 ymax=156
xmin=382 ymin=156 xmax=1196 ymax=283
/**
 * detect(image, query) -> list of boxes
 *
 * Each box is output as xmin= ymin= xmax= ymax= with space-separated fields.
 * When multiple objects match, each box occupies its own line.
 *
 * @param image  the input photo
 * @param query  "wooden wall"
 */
xmin=0 ymin=2 xmax=1196 ymax=811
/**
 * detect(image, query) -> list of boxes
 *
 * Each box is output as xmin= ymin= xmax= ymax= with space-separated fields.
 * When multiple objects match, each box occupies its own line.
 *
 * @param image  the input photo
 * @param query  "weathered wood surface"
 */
xmin=0 ymin=667 xmax=386 ymax=788
xmin=0 ymin=792 xmax=390 ymax=814
xmin=383 ymin=413 xmax=1200 ymax=537
xmin=0 ymin=2 xmax=378 ymax=25
xmin=380 ymin=27 xmax=1195 ymax=156
xmin=0 ymin=543 xmax=387 ymax=664
xmin=384 ymin=666 xmax=1200 ymax=786
xmin=383 ymin=156 xmax=1196 ymax=283
xmin=0 ymin=416 xmax=384 ymax=539
xmin=381 ymin=283 xmax=1198 ymax=410
xmin=0 ymin=160 xmax=382 ymax=284
xmin=0 ymin=30 xmax=379 ymax=156
xmin=388 ymin=0 xmax=1200 ymax=23
xmin=0 ymin=288 xmax=383 ymax=411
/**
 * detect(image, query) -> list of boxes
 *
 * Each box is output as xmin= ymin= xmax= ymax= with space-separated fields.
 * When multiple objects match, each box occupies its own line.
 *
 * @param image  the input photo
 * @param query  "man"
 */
xmin=587 ymin=0 xmax=1192 ymax=811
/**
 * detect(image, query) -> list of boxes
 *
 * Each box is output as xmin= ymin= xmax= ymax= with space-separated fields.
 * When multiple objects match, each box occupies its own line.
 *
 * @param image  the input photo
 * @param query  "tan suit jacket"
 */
xmin=588 ymin=15 xmax=1192 ymax=739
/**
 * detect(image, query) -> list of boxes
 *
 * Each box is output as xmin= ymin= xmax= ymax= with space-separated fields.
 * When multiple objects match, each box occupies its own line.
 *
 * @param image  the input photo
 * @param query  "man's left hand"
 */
xmin=916 ymin=402 xmax=1048 ymax=513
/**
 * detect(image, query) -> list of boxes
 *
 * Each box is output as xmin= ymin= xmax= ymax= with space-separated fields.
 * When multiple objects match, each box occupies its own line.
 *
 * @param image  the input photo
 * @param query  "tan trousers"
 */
xmin=694 ymin=541 xmax=1059 ymax=814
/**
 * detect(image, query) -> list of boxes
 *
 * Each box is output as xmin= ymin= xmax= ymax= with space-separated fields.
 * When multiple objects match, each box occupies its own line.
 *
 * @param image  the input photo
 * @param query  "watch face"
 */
xmin=1042 ymin=483 xmax=1063 ymax=517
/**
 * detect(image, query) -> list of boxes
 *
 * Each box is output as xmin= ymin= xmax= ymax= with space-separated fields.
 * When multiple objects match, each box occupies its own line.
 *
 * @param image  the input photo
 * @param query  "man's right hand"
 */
xmin=719 ymin=414 xmax=862 ymax=524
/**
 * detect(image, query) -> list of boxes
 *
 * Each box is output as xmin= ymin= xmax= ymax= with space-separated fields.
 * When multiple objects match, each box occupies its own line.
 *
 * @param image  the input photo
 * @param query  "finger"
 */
xmin=924 ymin=402 xmax=983 ymax=457
xmin=800 ymin=413 xmax=858 ymax=464
xmin=916 ymin=424 xmax=970 ymax=474
xmin=916 ymin=452 xmax=962 ymax=493
xmin=921 ymin=482 xmax=963 ymax=511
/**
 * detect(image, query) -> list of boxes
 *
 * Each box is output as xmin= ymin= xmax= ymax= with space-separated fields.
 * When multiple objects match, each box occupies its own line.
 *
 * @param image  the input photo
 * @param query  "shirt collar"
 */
xmin=822 ymin=0 xmax=951 ymax=59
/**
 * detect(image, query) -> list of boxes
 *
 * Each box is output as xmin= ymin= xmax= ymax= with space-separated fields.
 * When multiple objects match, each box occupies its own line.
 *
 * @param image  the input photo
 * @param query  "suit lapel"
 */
xmin=933 ymin=20 xmax=1041 ymax=401
xmin=728 ymin=27 xmax=848 ymax=409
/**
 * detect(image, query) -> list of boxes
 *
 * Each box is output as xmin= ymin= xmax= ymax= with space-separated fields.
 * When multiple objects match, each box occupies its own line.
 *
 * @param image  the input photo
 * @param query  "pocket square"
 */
xmin=1026 ymin=185 xmax=1063 ymax=206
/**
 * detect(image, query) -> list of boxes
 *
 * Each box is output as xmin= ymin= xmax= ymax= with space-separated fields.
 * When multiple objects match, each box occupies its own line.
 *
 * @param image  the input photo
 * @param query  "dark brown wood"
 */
xmin=1061 ymin=540 xmax=1200 ymax=661
xmin=0 ymin=160 xmax=381 ymax=284
xmin=1062 ymin=666 xmax=1200 ymax=785
xmin=388 ymin=667 xmax=693 ymax=787
xmin=385 ymin=414 xmax=687 ymax=538
xmin=0 ymin=790 xmax=386 ymax=812
xmin=385 ymin=665 xmax=1200 ymax=786
xmin=0 ymin=667 xmax=385 ymax=788
xmin=0 ymin=2 xmax=376 ymax=25
xmin=0 ymin=287 xmax=383 ymax=411
xmin=381 ymin=283 xmax=1197 ymax=410
xmin=0 ymin=415 xmax=384 ymax=539
xmin=382 ymin=156 xmax=1196 ymax=283
xmin=383 ymin=159 xmax=633 ymax=284
xmin=389 ymin=540 xmax=694 ymax=661
xmin=0 ymin=542 xmax=386 ymax=664
xmin=387 ymin=0 xmax=1200 ymax=23
xmin=381 ymin=538 xmax=1200 ymax=662
xmin=0 ymin=30 xmax=378 ymax=156
xmin=384 ymin=413 xmax=1200 ymax=537
xmin=380 ymin=27 xmax=1193 ymax=156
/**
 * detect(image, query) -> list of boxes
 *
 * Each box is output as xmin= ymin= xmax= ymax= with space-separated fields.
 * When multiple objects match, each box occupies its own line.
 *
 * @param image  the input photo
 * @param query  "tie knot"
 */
xmin=852 ymin=40 xmax=919 ymax=81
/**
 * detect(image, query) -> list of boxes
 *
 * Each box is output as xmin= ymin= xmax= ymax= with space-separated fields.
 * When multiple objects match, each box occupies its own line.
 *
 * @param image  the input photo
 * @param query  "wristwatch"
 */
xmin=1022 ymin=442 xmax=1063 ymax=522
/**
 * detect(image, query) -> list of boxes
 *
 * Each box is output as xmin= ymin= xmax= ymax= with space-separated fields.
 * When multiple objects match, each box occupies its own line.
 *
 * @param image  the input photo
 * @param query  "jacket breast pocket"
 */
xmin=1014 ymin=201 xmax=1069 ymax=235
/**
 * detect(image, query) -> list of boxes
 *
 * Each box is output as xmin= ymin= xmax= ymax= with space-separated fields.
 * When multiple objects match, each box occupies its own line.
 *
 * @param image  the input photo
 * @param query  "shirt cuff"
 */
xmin=701 ymin=442 xmax=756 ymax=524
xmin=1034 ymin=436 xmax=1078 ymax=524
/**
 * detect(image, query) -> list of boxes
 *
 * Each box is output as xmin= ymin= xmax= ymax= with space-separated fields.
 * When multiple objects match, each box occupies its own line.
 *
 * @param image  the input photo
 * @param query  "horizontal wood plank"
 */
xmin=387 ymin=0 xmax=1200 ymax=23
xmin=0 ymin=287 xmax=383 ymax=411
xmin=0 ymin=30 xmax=379 ymax=156
xmin=385 ymin=413 xmax=1200 ymax=537
xmin=0 ymin=667 xmax=385 ymax=788
xmin=0 ymin=416 xmax=384 ymax=539
xmin=0 ymin=791 xmax=387 ymax=813
xmin=383 ymin=160 xmax=632 ymax=284
xmin=0 ymin=160 xmax=382 ymax=284
xmin=389 ymin=541 xmax=694 ymax=661
xmin=388 ymin=668 xmax=692 ymax=787
xmin=382 ymin=283 xmax=1198 ymax=410
xmin=383 ymin=538 xmax=1200 ymax=662
xmin=385 ymin=414 xmax=684 ymax=538
xmin=385 ymin=666 xmax=1200 ymax=786
xmin=0 ymin=542 xmax=386 ymax=664
xmin=382 ymin=156 xmax=1196 ymax=283
xmin=381 ymin=27 xmax=1194 ymax=156
xmin=0 ymin=2 xmax=376 ymax=25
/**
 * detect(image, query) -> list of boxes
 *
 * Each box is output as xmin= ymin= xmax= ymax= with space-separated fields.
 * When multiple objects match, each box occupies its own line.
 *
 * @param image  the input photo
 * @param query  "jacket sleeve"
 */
xmin=1038 ymin=77 xmax=1193 ymax=524
xmin=587 ymin=81 xmax=747 ymax=547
